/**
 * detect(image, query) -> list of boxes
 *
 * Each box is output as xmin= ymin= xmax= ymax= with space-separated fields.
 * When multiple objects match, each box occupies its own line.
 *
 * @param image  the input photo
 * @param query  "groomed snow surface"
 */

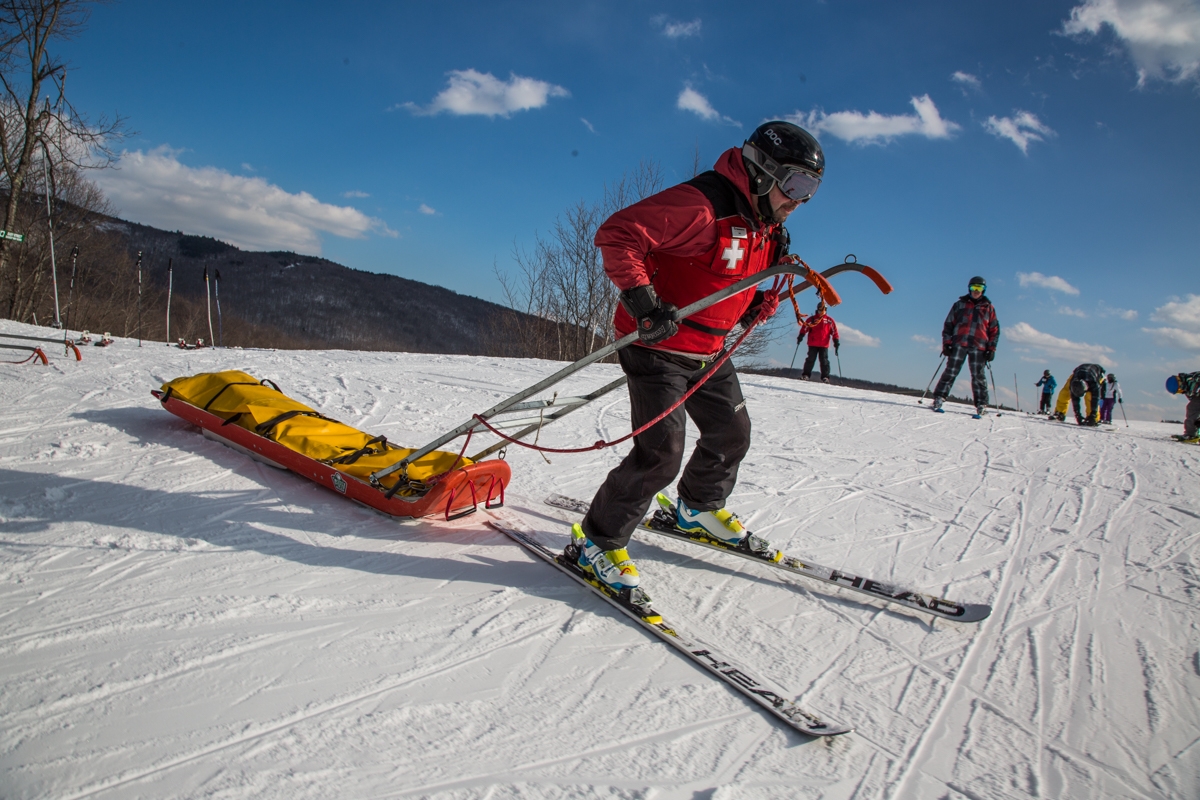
xmin=2 ymin=320 xmax=1198 ymax=800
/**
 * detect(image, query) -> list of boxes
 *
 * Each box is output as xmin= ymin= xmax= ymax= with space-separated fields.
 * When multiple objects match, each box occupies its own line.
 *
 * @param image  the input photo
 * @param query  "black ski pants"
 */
xmin=801 ymin=346 xmax=831 ymax=380
xmin=1038 ymin=391 xmax=1053 ymax=413
xmin=934 ymin=347 xmax=988 ymax=407
xmin=582 ymin=345 xmax=751 ymax=551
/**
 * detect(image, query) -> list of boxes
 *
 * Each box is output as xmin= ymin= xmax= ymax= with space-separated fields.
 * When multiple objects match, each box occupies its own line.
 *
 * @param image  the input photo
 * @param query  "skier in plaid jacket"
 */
xmin=931 ymin=276 xmax=1000 ymax=415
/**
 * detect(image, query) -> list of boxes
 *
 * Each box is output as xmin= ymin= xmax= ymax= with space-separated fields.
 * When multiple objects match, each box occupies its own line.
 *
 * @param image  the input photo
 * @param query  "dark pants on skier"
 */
xmin=934 ymin=347 xmax=988 ymax=407
xmin=801 ymin=346 xmax=831 ymax=381
xmin=582 ymin=345 xmax=750 ymax=551
xmin=1038 ymin=392 xmax=1053 ymax=414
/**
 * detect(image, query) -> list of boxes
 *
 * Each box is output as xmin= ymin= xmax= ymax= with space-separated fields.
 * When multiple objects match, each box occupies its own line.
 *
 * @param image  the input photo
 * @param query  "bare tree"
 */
xmin=496 ymin=160 xmax=664 ymax=361
xmin=0 ymin=0 xmax=124 ymax=317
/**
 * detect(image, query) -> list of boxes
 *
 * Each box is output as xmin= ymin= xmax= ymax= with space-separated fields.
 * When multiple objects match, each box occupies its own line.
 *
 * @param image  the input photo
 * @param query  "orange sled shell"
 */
xmin=152 ymin=383 xmax=508 ymax=521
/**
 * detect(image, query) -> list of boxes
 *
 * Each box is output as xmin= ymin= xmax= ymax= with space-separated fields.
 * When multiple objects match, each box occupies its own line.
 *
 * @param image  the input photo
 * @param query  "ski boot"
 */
xmin=672 ymin=495 xmax=782 ymax=562
xmin=569 ymin=524 xmax=641 ymax=591
xmin=931 ymin=397 xmax=944 ymax=413
xmin=974 ymin=405 xmax=987 ymax=418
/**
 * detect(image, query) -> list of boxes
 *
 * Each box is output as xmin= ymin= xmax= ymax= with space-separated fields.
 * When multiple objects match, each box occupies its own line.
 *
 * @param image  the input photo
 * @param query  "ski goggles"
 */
xmin=777 ymin=167 xmax=822 ymax=202
xmin=969 ymin=284 xmax=985 ymax=292
xmin=742 ymin=143 xmax=822 ymax=202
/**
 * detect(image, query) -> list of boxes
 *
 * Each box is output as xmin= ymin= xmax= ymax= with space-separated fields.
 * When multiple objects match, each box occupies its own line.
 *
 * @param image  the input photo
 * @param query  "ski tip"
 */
xmin=955 ymin=604 xmax=993 ymax=623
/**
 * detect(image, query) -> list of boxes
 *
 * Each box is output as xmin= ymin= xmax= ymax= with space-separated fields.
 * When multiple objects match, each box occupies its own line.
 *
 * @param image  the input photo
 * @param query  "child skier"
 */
xmin=1035 ymin=370 xmax=1056 ymax=414
xmin=1100 ymin=373 xmax=1122 ymax=424
xmin=797 ymin=301 xmax=839 ymax=382
xmin=1167 ymin=371 xmax=1200 ymax=443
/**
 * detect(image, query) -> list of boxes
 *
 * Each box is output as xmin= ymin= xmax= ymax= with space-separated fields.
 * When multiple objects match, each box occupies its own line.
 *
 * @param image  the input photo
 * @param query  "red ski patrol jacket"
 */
xmin=942 ymin=294 xmax=999 ymax=354
xmin=801 ymin=313 xmax=839 ymax=348
xmin=596 ymin=148 xmax=786 ymax=358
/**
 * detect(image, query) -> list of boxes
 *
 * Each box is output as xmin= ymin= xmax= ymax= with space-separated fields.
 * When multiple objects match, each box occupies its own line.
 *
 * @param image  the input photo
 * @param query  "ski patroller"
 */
xmin=545 ymin=494 xmax=991 ymax=623
xmin=486 ymin=516 xmax=852 ymax=737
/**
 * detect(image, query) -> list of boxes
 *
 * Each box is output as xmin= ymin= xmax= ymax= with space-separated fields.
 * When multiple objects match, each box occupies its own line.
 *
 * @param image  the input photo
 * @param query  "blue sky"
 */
xmin=59 ymin=0 xmax=1200 ymax=420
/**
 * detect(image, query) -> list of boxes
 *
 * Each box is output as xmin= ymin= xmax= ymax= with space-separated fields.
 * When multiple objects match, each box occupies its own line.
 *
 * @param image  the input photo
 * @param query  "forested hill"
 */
xmin=119 ymin=219 xmax=518 ymax=354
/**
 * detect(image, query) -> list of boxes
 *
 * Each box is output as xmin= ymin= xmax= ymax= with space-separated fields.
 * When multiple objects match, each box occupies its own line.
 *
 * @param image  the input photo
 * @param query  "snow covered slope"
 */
xmin=2 ymin=320 xmax=1198 ymax=799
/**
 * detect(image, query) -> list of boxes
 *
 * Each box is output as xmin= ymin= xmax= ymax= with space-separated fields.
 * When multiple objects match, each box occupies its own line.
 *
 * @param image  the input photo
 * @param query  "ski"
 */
xmin=486 ymin=517 xmax=852 ymax=737
xmin=546 ymin=494 xmax=991 ymax=624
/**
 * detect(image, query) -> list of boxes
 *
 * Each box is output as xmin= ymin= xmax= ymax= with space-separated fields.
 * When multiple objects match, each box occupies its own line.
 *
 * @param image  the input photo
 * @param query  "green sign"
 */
xmin=0 ymin=230 xmax=23 ymax=242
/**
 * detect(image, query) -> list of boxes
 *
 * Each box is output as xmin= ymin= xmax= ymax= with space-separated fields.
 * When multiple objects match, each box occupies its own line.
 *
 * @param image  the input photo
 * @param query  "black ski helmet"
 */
xmin=1043 ymin=369 xmax=1051 ymax=376
xmin=969 ymin=276 xmax=986 ymax=289
xmin=1070 ymin=378 xmax=1087 ymax=398
xmin=742 ymin=121 xmax=824 ymax=198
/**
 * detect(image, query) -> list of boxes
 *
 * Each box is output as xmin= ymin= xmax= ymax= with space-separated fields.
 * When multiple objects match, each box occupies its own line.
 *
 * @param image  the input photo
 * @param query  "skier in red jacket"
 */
xmin=572 ymin=121 xmax=824 ymax=593
xmin=797 ymin=301 xmax=840 ymax=382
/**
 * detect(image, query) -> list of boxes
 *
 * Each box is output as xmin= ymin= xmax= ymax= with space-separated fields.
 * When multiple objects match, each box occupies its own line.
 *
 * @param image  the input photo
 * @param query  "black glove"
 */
xmin=834 ymin=340 xmax=840 ymax=355
xmin=941 ymin=343 xmax=952 ymax=357
xmin=620 ymin=284 xmax=678 ymax=345
xmin=986 ymin=350 xmax=995 ymax=362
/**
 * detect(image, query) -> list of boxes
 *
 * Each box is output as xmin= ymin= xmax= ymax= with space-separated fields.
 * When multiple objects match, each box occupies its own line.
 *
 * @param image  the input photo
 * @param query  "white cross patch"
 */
xmin=721 ymin=239 xmax=745 ymax=270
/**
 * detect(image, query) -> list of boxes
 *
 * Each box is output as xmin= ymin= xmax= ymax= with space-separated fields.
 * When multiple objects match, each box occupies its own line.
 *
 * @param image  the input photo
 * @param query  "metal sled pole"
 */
xmin=375 ymin=261 xmax=847 ymax=486
xmin=987 ymin=363 xmax=1002 ymax=416
xmin=918 ymin=357 xmax=945 ymax=404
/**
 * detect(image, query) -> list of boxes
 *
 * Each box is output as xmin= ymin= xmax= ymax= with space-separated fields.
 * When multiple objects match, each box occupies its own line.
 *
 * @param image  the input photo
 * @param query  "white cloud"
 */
xmin=677 ymin=87 xmax=739 ymax=125
xmin=951 ymin=71 xmax=983 ymax=91
xmin=343 ymin=190 xmax=369 ymax=198
xmin=984 ymin=111 xmax=1056 ymax=153
xmin=654 ymin=16 xmax=702 ymax=38
xmin=1098 ymin=302 xmax=1138 ymax=320
xmin=1151 ymin=293 xmax=1200 ymax=328
xmin=837 ymin=324 xmax=881 ymax=347
xmin=581 ymin=117 xmax=596 ymax=134
xmin=1058 ymin=306 xmax=1089 ymax=317
xmin=401 ymin=69 xmax=569 ymax=118
xmin=1017 ymin=271 xmax=1080 ymax=295
xmin=1145 ymin=326 xmax=1200 ymax=349
xmin=95 ymin=146 xmax=393 ymax=254
xmin=1145 ymin=294 xmax=1200 ymax=349
xmin=1006 ymin=321 xmax=1117 ymax=364
xmin=1063 ymin=0 xmax=1200 ymax=86
xmin=418 ymin=203 xmax=437 ymax=215
xmin=787 ymin=95 xmax=960 ymax=144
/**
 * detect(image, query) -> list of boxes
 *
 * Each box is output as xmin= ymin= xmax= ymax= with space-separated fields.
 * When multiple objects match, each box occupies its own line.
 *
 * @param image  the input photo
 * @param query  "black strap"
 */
xmin=680 ymin=318 xmax=732 ymax=336
xmin=202 ymin=382 xmax=261 ymax=411
xmin=254 ymin=409 xmax=333 ymax=439
xmin=325 ymin=436 xmax=389 ymax=465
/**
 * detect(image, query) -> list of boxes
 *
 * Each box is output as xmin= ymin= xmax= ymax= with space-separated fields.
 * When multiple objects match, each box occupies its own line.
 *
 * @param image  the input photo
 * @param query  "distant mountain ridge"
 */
xmin=115 ymin=219 xmax=519 ymax=354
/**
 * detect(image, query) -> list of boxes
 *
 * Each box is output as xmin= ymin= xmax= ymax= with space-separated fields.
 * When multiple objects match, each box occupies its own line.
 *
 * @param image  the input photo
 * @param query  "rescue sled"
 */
xmin=154 ymin=371 xmax=509 ymax=520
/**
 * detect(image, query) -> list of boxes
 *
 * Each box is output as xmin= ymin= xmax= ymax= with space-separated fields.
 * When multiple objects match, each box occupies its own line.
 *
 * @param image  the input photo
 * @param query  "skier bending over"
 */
xmin=1051 ymin=363 xmax=1105 ymax=425
xmin=574 ymin=121 xmax=824 ymax=592
xmin=930 ymin=277 xmax=999 ymax=416
xmin=1167 ymin=371 xmax=1200 ymax=443
xmin=1035 ymin=370 xmax=1056 ymax=414
xmin=798 ymin=301 xmax=839 ymax=382
xmin=1100 ymin=373 xmax=1122 ymax=424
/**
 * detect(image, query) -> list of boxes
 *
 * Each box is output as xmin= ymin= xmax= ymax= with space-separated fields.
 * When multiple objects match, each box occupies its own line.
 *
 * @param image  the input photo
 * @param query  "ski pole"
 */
xmin=165 ymin=258 xmax=173 ymax=344
xmin=836 ymin=347 xmax=842 ymax=378
xmin=1119 ymin=399 xmax=1129 ymax=427
xmin=204 ymin=267 xmax=214 ymax=347
xmin=1014 ymin=373 xmax=1020 ymax=413
xmin=135 ymin=251 xmax=143 ymax=347
xmin=215 ymin=269 xmax=223 ymax=347
xmin=919 ymin=357 xmax=945 ymax=404
xmin=987 ymin=363 xmax=1002 ymax=417
xmin=789 ymin=339 xmax=801 ymax=370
